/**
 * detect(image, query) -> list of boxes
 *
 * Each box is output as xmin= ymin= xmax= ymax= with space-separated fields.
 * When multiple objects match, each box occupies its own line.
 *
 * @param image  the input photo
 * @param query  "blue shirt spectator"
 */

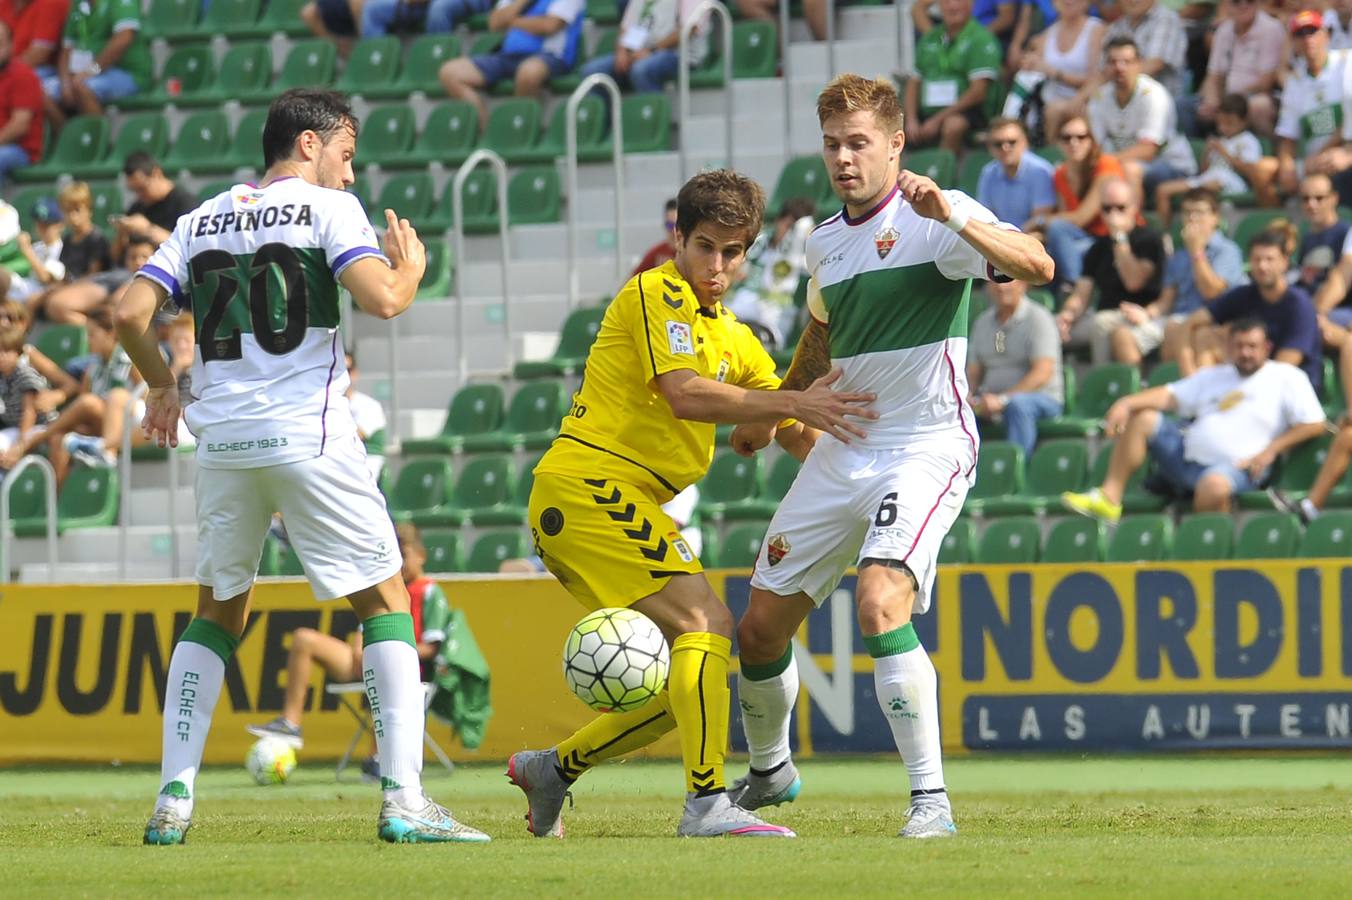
xmin=1209 ymin=283 xmax=1322 ymax=390
xmin=1167 ymin=232 xmax=1244 ymax=317
xmin=976 ymin=118 xmax=1057 ymax=228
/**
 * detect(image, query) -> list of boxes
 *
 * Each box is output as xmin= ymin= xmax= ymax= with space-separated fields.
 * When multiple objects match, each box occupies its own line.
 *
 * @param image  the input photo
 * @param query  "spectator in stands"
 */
xmin=1036 ymin=114 xmax=1128 ymax=287
xmin=1061 ymin=318 xmax=1326 ymax=519
xmin=738 ymin=0 xmax=827 ymax=41
xmin=629 ymin=197 xmax=677 ymax=276
xmin=1181 ymin=231 xmax=1323 ymax=389
xmin=44 ymin=0 xmax=149 ymax=128
xmin=977 ymin=117 xmax=1056 ymax=230
xmin=578 ymin=0 xmax=703 ymax=105
xmin=1005 ymin=0 xmax=1103 ymax=146
xmin=344 ymin=350 xmax=386 ymax=481
xmin=0 ymin=324 xmax=46 ymax=468
xmin=438 ymin=0 xmax=586 ymax=131
xmin=1277 ymin=12 xmax=1352 ymax=203
xmin=1109 ymin=188 xmax=1244 ymax=366
xmin=1055 ymin=176 xmax=1166 ymax=363
xmin=0 ymin=0 xmax=69 ymax=80
xmin=0 ymin=19 xmax=42 ymax=186
xmin=112 ymin=152 xmax=195 ymax=259
xmin=1330 ymin=0 xmax=1352 ymax=50
xmin=1102 ymin=0 xmax=1187 ymax=97
xmin=919 ymin=0 xmax=1017 ymax=43
xmin=904 ymin=0 xmax=1003 ymax=154
xmin=301 ymin=0 xmax=362 ymax=58
xmin=1295 ymin=173 xmax=1350 ymax=304
xmin=8 ymin=197 xmax=62 ymax=301
xmin=1194 ymin=0 xmax=1283 ymax=136
xmin=1154 ymin=94 xmax=1264 ymax=227
xmin=362 ymin=0 xmax=492 ymax=36
xmin=1087 ymin=36 xmax=1196 ymax=197
xmin=1273 ymin=421 xmax=1352 ymax=524
xmin=726 ymin=197 xmax=814 ymax=349
xmin=41 ymin=232 xmax=153 ymax=325
xmin=1312 ymin=205 xmax=1352 ymax=350
xmin=968 ymin=279 xmax=1063 ymax=457
xmin=0 ymin=296 xmax=78 ymax=416
xmin=53 ymin=180 xmax=110 ymax=285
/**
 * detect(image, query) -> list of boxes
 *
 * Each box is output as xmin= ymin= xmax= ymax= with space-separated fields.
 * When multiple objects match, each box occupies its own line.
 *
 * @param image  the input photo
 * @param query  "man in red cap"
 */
xmin=1276 ymin=11 xmax=1352 ymax=198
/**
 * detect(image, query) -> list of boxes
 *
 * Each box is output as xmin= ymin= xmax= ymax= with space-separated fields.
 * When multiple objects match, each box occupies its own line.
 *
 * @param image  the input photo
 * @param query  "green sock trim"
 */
xmin=362 ymin=612 xmax=415 ymax=648
xmin=159 ymin=780 xmax=191 ymax=800
xmin=863 ymin=623 xmax=920 ymax=659
xmin=180 ymin=617 xmax=240 ymax=665
xmin=740 ymin=644 xmax=794 ymax=681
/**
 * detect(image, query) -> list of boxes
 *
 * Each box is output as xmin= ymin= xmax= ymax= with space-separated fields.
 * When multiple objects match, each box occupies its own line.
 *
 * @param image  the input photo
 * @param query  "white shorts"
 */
xmin=195 ymin=434 xmax=401 ymax=600
xmin=750 ymin=437 xmax=973 ymax=614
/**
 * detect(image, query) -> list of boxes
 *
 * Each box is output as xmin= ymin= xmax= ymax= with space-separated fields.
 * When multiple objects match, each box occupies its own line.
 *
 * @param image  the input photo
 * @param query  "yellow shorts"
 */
xmin=528 ymin=472 xmax=703 ymax=609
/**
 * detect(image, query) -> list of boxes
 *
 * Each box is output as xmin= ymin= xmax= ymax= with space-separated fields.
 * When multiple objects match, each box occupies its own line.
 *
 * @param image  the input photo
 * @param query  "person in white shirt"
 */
xmin=1275 ymin=12 xmax=1352 ymax=198
xmin=1087 ymin=35 xmax=1196 ymax=198
xmin=9 ymin=197 xmax=64 ymax=301
xmin=1154 ymin=94 xmax=1265 ymax=227
xmin=1327 ymin=0 xmax=1352 ymax=51
xmin=726 ymin=197 xmax=815 ymax=349
xmin=344 ymin=351 xmax=387 ymax=481
xmin=1062 ymin=318 xmax=1327 ymax=521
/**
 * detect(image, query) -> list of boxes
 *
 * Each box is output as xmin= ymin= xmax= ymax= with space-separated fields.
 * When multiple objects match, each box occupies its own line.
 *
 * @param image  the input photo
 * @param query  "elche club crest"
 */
xmin=766 ymin=533 xmax=791 ymax=566
xmin=875 ymin=226 xmax=899 ymax=259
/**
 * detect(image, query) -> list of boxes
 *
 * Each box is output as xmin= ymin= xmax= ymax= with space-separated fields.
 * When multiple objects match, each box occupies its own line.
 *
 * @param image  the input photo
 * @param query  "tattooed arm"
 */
xmin=779 ymin=318 xmax=833 ymax=391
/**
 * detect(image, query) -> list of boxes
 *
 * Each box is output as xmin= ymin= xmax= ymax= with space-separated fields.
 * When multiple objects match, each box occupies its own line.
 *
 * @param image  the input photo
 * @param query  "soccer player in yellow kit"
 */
xmin=507 ymin=169 xmax=876 ymax=838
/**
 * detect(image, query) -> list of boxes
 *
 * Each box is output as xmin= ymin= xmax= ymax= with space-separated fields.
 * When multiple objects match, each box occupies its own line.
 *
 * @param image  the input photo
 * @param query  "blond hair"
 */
xmin=816 ymin=74 xmax=903 ymax=134
xmin=58 ymin=181 xmax=92 ymax=212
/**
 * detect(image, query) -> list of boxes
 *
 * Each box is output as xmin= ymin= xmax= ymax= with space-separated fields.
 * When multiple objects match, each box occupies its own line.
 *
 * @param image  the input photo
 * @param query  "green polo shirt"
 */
xmin=914 ymin=17 xmax=1002 ymax=119
xmin=63 ymin=0 xmax=152 ymax=91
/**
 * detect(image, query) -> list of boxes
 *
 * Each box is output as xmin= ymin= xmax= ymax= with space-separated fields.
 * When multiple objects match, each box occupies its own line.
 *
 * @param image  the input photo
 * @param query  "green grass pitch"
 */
xmin=3 ymin=756 xmax=1351 ymax=897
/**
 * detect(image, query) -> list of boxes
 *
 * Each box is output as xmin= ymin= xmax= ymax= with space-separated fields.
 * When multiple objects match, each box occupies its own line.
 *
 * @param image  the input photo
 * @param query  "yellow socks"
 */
xmin=667 ymin=632 xmax=733 ymax=796
xmin=553 ymin=692 xmax=675 ymax=782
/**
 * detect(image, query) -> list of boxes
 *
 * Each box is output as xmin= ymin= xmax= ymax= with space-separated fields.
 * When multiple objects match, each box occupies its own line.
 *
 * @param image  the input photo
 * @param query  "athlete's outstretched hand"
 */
xmin=383 ymin=208 xmax=426 ymax=281
xmin=731 ymin=422 xmax=777 ymax=457
xmin=794 ymin=367 xmax=877 ymax=443
xmin=898 ymin=169 xmax=951 ymax=223
xmin=142 ymin=383 xmax=182 ymax=449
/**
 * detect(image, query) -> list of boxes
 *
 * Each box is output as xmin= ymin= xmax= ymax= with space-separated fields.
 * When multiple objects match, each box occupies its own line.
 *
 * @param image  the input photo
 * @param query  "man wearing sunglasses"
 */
xmin=1276 ymin=11 xmax=1352 ymax=199
xmin=976 ymin=117 xmax=1056 ymax=231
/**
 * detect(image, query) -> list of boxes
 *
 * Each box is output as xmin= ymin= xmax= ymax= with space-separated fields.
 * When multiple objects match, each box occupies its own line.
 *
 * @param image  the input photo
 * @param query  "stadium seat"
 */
xmin=336 ymin=37 xmax=402 ymax=96
xmin=1172 ymin=512 xmax=1233 ymax=561
xmin=199 ymin=0 xmax=264 ymax=40
xmin=420 ymin=169 xmax=499 ymax=234
xmin=142 ymin=0 xmax=200 ymax=41
xmin=72 ymin=113 xmax=170 ymax=179
xmin=257 ymin=534 xmax=282 ymax=576
xmin=472 ymin=453 xmax=542 ymax=527
xmin=89 ymin=183 xmax=125 ymax=230
xmin=421 ymin=530 xmax=465 ymax=573
xmin=963 ymin=441 xmax=1025 ymax=516
xmin=234 ymin=0 xmax=310 ymax=38
xmin=462 ymin=380 xmax=568 ymax=452
xmin=768 ymin=155 xmax=833 ymax=217
xmin=1298 ymin=511 xmax=1352 ymax=557
xmin=4 ymin=466 xmax=53 ymax=524
xmin=1085 ymin=440 xmax=1168 ymax=514
xmin=240 ymin=40 xmax=336 ymax=104
xmin=386 ymin=459 xmax=455 ymax=521
xmin=977 ymin=438 xmax=1088 ymax=516
xmin=1041 ymin=517 xmax=1105 ymax=563
xmin=975 ymin=517 xmax=1040 ymax=564
xmin=939 ymin=517 xmax=975 ymax=564
xmin=364 ymin=34 xmax=461 ymax=99
xmin=466 ymin=530 xmax=526 ymax=572
xmin=413 ymin=454 xmax=515 ymax=527
xmin=551 ymin=29 xmax=616 ymax=93
xmin=162 ymin=111 xmax=233 ymax=175
xmin=698 ymin=452 xmax=766 ymax=521
xmin=511 ymin=96 xmax=606 ymax=164
xmin=197 ymin=178 xmax=238 ymax=205
xmin=355 ymin=104 xmax=416 ymax=169
xmin=512 ymin=306 xmax=604 ymax=379
xmin=1238 ymin=433 xmax=1330 ymax=510
xmin=731 ymin=452 xmax=801 ymax=518
xmin=180 ymin=42 xmax=272 ymax=108
xmin=276 ymin=541 xmax=306 ymax=577
xmin=376 ymin=172 xmax=437 ymax=226
xmin=216 ymin=107 xmax=270 ymax=173
xmin=1323 ymin=357 xmax=1343 ymax=414
xmin=1231 ymin=211 xmax=1289 ymax=256
xmin=1105 ymin=514 xmax=1173 ymax=562
xmin=958 ymin=149 xmax=991 ymax=197
xmin=903 ymin=148 xmax=957 ymax=186
xmin=482 ymin=98 xmax=543 ymax=159
xmin=396 ymin=100 xmax=478 ymax=169
xmin=1042 ymin=363 xmax=1141 ymax=437
xmin=729 ymin=20 xmax=778 ymax=78
xmin=719 ymin=522 xmax=769 ymax=568
xmin=118 ymin=45 xmax=214 ymax=110
xmin=1235 ymin=512 xmax=1302 ymax=559
xmin=417 ymin=240 xmax=453 ymax=299
xmin=507 ymin=167 xmax=562 ymax=226
xmin=34 ymin=324 xmax=88 ymax=370
xmin=402 ymin=383 xmax=506 ymax=455
xmin=349 ymin=177 xmax=373 ymax=215
xmin=617 ymin=94 xmax=670 ymax=153
xmin=585 ymin=0 xmax=621 ymax=24
xmin=15 ymin=116 xmax=109 ymax=183
xmin=13 ymin=467 xmax=119 ymax=536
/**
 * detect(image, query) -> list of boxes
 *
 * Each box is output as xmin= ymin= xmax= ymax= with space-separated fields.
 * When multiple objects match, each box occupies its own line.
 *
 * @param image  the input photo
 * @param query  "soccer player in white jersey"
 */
xmin=115 ymin=88 xmax=490 ymax=846
xmin=728 ymin=74 xmax=1053 ymax=838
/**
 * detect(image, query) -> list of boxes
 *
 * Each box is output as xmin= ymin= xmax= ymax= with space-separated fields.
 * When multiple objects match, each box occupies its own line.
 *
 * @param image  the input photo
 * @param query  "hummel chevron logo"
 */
xmin=640 ymin=538 xmax=668 ymax=561
xmin=623 ymin=519 xmax=652 ymax=542
xmin=663 ymin=293 xmax=682 ymax=309
xmin=591 ymin=487 xmax=622 ymax=505
xmin=606 ymin=503 xmax=637 ymax=524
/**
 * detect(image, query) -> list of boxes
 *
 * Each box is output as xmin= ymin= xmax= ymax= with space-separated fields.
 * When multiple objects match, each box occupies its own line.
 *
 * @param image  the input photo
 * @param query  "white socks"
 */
xmin=361 ymin=613 xmax=425 ymax=806
xmin=738 ymin=650 xmax=799 ymax=772
xmin=873 ymin=641 xmax=946 ymax=795
xmin=157 ymin=619 xmax=236 ymax=816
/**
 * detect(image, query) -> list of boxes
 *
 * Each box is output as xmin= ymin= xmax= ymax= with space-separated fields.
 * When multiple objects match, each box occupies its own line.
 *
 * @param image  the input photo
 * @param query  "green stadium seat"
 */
xmin=1235 ymin=512 xmax=1302 ymax=559
xmin=200 ymin=0 xmax=264 ymax=40
xmin=1147 ymin=360 xmax=1181 ymax=388
xmin=118 ymin=45 xmax=214 ymax=110
xmin=402 ymin=383 xmax=506 ymax=455
xmin=143 ymin=0 xmax=200 ymax=40
xmin=162 ymin=111 xmax=233 ymax=175
xmin=963 ymin=441 xmax=1025 ymax=516
xmin=197 ymin=179 xmax=238 ymax=205
xmin=698 ymin=452 xmax=766 ymax=521
xmin=11 ymin=185 xmax=50 ymax=232
xmin=482 ymin=99 xmax=542 ymax=159
xmin=1231 ymin=211 xmax=1290 ymax=256
xmin=470 ymin=31 xmax=505 ymax=56
xmin=277 ymin=540 xmax=306 ymax=577
xmin=364 ymin=34 xmax=461 ymax=99
xmin=512 ymin=305 xmax=605 ymax=379
xmin=216 ymin=107 xmax=270 ymax=173
xmin=510 ymin=96 xmax=606 ymax=164
xmin=376 ymin=172 xmax=437 ymax=226
xmin=421 ymin=530 xmax=465 ymax=573
xmin=3 ymin=466 xmax=53 ymax=522
xmin=958 ymin=149 xmax=991 ymax=197
xmin=349 ymin=178 xmax=373 ymax=215
xmin=978 ymin=438 xmax=1088 ymax=516
xmin=466 ymin=530 xmax=526 ymax=572
xmin=34 ymin=324 xmax=88 ymax=370
xmin=395 ymin=100 xmax=478 ymax=169
xmin=768 ymin=155 xmax=833 ymax=217
xmin=1041 ymin=517 xmax=1105 ymax=563
xmin=719 ymin=522 xmax=769 ymax=568
xmin=89 ymin=183 xmax=125 ymax=231
xmin=386 ymin=459 xmax=455 ymax=522
xmin=418 ymin=168 xmax=495 ymax=233
xmin=1106 ymin=514 xmax=1173 ymax=562
xmin=413 ymin=454 xmax=515 ymax=527
xmin=257 ymin=534 xmax=282 ymax=576
xmin=939 ymin=518 xmax=975 ymax=564
xmin=1238 ymin=434 xmax=1331 ymax=510
xmin=233 ymin=0 xmax=311 ymax=38
xmin=585 ymin=0 xmax=620 ymax=24
xmin=1042 ymin=363 xmax=1141 ymax=437
xmin=180 ymin=43 xmax=272 ymax=108
xmin=355 ymin=104 xmax=416 ymax=168
xmin=15 ymin=116 xmax=108 ymax=183
xmin=975 ymin=517 xmax=1040 ymax=564
xmin=336 ymin=36 xmax=402 ymax=96
xmin=904 ymin=148 xmax=957 ymax=185
xmin=730 ymin=20 xmax=778 ymax=78
xmin=1298 ymin=511 xmax=1352 ymax=557
xmin=14 ymin=467 xmax=118 ymax=536
xmin=508 ymin=167 xmax=562 ymax=226
xmin=1323 ymin=357 xmax=1344 ymax=415
xmin=473 ymin=453 xmax=542 ymax=527
xmin=1085 ymin=440 xmax=1168 ymax=514
xmin=699 ymin=525 xmax=720 ymax=567
xmin=462 ymin=380 xmax=569 ymax=452
xmin=70 ymin=113 xmax=169 ymax=179
xmin=1172 ymin=512 xmax=1233 ymax=561
xmin=417 ymin=239 xmax=453 ymax=298
xmin=240 ymin=40 xmax=336 ymax=104
xmin=617 ymin=93 xmax=670 ymax=153
xmin=551 ymin=29 xmax=617 ymax=93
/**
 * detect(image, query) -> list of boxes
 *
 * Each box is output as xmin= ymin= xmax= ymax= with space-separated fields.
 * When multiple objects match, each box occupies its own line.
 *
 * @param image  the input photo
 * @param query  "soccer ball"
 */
xmin=246 ymin=737 xmax=297 ymax=785
xmin=563 ymin=607 xmax=670 ymax=713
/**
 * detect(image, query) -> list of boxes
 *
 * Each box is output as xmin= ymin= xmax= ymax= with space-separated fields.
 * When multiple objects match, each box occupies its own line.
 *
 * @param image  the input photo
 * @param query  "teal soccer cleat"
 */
xmin=143 ymin=805 xmax=191 ymax=845
xmin=728 ymin=760 xmax=802 ymax=811
xmin=377 ymin=795 xmax=491 ymax=844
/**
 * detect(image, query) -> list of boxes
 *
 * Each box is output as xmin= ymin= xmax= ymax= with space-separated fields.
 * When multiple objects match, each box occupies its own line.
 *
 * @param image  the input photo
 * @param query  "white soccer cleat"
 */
xmin=677 ymin=792 xmax=795 ymax=838
xmin=898 ymin=795 xmax=957 ymax=839
xmin=377 ymin=794 xmax=491 ymax=844
xmin=143 ymin=805 xmax=191 ymax=845
xmin=728 ymin=760 xmax=802 ymax=811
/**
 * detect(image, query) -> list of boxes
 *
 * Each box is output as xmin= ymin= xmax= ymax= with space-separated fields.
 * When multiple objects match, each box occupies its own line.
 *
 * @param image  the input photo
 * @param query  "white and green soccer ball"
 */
xmin=246 ymin=737 xmax=297 ymax=785
xmin=563 ymin=607 xmax=670 ymax=713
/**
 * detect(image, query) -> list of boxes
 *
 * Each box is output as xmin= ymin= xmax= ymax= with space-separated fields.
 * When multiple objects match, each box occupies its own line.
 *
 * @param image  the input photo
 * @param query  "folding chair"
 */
xmin=325 ymin=681 xmax=454 ymax=780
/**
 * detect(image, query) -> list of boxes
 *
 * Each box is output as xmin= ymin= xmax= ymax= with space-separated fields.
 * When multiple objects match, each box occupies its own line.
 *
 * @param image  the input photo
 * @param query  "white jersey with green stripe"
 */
xmin=137 ymin=177 xmax=385 ymax=469
xmin=806 ymin=185 xmax=1006 ymax=454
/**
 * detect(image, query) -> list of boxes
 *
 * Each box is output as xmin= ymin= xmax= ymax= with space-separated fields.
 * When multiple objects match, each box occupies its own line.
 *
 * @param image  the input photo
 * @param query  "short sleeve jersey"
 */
xmin=534 ymin=259 xmax=782 ymax=500
xmin=136 ymin=178 xmax=385 ymax=469
xmin=805 ymin=185 xmax=1003 ymax=455
xmin=63 ymin=0 xmax=152 ymax=89
xmin=1277 ymin=48 xmax=1352 ymax=160
xmin=0 ymin=360 xmax=46 ymax=428
xmin=89 ymin=345 xmax=132 ymax=397
xmin=914 ymin=17 xmax=1003 ymax=118
xmin=1087 ymin=74 xmax=1196 ymax=176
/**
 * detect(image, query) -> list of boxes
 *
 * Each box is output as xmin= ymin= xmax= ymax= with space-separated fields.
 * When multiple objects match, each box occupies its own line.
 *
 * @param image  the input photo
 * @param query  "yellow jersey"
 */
xmin=535 ymin=260 xmax=782 ymax=502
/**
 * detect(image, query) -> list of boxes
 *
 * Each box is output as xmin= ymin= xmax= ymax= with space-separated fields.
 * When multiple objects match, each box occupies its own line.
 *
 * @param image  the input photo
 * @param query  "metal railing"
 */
xmin=678 ymin=0 xmax=734 ymax=181
xmin=119 ymin=382 xmax=145 ymax=582
xmin=1 ymin=455 xmax=57 ymax=583
xmin=565 ymin=74 xmax=624 ymax=309
xmin=780 ymin=0 xmax=792 ymax=151
xmin=899 ymin=0 xmax=916 ymax=78
xmin=824 ymin=0 xmax=836 ymax=82
xmin=451 ymin=149 xmax=512 ymax=384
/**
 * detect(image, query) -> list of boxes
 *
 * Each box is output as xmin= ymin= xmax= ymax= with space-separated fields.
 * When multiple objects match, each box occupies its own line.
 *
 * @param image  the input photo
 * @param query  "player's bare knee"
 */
xmin=856 ymin=559 xmax=917 ymax=633
xmin=737 ymin=613 xmax=787 ymax=664
xmin=291 ymin=626 xmax=320 ymax=649
xmin=1193 ymin=474 xmax=1232 ymax=511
